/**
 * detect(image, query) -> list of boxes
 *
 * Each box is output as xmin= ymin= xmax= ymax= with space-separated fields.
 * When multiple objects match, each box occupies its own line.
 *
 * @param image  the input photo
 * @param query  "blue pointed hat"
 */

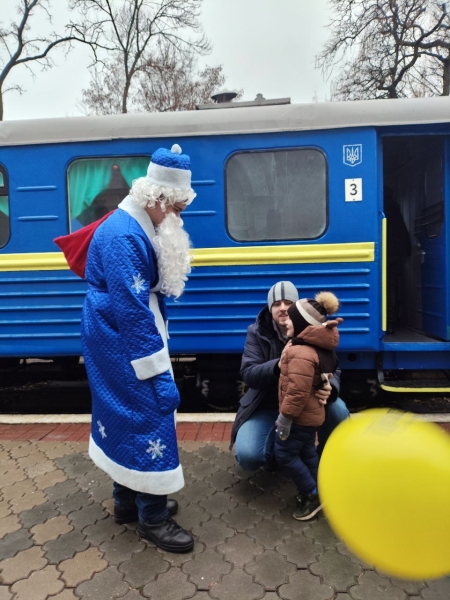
xmin=146 ymin=144 xmax=193 ymax=192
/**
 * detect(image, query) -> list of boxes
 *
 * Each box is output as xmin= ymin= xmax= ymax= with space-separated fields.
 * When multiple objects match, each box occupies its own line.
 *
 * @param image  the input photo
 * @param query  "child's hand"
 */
xmin=275 ymin=413 xmax=293 ymax=441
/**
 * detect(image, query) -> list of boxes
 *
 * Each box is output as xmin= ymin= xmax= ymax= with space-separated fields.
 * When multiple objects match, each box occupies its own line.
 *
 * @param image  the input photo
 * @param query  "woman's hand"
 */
xmin=278 ymin=339 xmax=292 ymax=369
xmin=315 ymin=376 xmax=332 ymax=405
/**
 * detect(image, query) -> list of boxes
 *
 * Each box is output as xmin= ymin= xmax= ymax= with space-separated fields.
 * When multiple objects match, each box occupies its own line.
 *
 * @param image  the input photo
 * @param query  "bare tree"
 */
xmin=69 ymin=0 xmax=210 ymax=114
xmin=0 ymin=0 xmax=79 ymax=120
xmin=317 ymin=0 xmax=450 ymax=100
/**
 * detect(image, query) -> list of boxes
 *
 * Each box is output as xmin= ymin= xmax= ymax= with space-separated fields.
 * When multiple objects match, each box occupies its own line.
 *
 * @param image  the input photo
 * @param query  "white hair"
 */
xmin=130 ymin=177 xmax=196 ymax=212
xmin=153 ymin=213 xmax=192 ymax=299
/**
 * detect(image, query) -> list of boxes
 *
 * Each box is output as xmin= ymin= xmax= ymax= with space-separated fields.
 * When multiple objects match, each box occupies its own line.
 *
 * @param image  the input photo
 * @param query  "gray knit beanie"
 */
xmin=267 ymin=281 xmax=299 ymax=312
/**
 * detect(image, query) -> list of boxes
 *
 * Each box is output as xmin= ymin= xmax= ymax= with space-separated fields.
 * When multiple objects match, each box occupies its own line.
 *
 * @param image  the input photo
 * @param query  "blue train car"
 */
xmin=1 ymin=97 xmax=450 ymax=397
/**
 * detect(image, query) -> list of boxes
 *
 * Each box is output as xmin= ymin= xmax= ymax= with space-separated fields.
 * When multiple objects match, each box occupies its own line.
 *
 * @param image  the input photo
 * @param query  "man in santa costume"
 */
xmin=59 ymin=144 xmax=196 ymax=553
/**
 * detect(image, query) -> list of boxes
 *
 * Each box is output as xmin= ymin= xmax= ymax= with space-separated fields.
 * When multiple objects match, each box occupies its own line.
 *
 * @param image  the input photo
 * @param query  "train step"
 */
xmin=380 ymin=379 xmax=450 ymax=393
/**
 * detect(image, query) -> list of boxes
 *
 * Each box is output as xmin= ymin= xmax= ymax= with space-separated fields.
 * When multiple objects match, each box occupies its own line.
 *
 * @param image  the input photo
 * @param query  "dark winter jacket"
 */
xmin=230 ymin=306 xmax=341 ymax=449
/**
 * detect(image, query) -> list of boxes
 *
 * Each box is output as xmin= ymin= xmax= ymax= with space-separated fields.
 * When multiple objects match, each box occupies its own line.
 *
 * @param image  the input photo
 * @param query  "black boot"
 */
xmin=114 ymin=498 xmax=178 ymax=524
xmin=138 ymin=515 xmax=194 ymax=553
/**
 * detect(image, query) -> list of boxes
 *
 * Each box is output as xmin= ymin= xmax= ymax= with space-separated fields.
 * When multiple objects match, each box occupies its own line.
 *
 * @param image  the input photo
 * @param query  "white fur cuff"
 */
xmin=89 ymin=437 xmax=185 ymax=495
xmin=131 ymin=347 xmax=172 ymax=380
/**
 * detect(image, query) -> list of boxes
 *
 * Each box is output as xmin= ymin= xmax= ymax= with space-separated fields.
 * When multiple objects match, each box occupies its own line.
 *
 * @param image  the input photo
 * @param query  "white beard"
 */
xmin=153 ymin=213 xmax=192 ymax=299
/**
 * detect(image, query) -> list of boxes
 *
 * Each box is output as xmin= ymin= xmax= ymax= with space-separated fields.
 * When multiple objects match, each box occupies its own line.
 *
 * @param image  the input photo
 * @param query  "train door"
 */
xmin=383 ymin=136 xmax=449 ymax=341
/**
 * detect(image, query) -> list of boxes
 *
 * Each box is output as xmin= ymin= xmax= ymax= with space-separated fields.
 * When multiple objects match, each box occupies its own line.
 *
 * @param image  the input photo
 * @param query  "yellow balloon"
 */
xmin=318 ymin=408 xmax=450 ymax=580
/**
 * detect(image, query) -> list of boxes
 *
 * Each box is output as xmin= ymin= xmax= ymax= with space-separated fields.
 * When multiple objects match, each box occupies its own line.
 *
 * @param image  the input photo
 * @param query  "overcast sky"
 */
xmin=2 ymin=0 xmax=333 ymax=121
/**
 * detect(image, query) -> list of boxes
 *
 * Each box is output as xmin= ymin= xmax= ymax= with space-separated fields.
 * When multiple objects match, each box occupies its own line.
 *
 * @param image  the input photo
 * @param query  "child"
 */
xmin=274 ymin=292 xmax=342 ymax=521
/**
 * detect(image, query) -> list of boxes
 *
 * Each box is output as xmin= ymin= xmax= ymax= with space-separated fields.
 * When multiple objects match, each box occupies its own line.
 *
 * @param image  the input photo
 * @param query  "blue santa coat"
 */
xmin=82 ymin=196 xmax=184 ymax=494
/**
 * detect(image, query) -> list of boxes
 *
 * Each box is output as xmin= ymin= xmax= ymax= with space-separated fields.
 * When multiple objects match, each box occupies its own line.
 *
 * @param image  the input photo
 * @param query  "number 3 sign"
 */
xmin=345 ymin=178 xmax=362 ymax=202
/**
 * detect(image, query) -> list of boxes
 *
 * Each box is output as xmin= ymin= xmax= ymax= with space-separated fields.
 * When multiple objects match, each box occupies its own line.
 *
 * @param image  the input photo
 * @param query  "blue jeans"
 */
xmin=234 ymin=397 xmax=349 ymax=471
xmin=113 ymin=482 xmax=168 ymax=523
xmin=274 ymin=424 xmax=318 ymax=494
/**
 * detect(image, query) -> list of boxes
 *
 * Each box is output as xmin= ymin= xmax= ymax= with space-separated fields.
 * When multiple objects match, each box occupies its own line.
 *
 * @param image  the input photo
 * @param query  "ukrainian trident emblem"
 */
xmin=343 ymin=144 xmax=362 ymax=167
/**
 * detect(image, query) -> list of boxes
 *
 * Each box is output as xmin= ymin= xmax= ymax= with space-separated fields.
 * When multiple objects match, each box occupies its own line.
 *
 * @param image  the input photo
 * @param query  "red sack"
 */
xmin=54 ymin=211 xmax=115 ymax=279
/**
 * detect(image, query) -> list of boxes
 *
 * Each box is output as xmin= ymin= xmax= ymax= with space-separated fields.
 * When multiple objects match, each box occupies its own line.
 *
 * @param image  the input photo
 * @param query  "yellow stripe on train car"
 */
xmin=0 ymin=242 xmax=375 ymax=272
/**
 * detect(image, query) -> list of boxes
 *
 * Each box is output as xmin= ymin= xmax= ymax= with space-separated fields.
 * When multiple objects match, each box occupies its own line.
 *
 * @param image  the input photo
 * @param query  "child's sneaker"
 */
xmin=293 ymin=493 xmax=323 ymax=520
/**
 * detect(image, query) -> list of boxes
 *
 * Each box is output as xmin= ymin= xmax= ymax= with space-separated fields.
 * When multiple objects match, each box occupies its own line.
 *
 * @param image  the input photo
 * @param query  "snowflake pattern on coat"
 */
xmin=147 ymin=439 xmax=167 ymax=459
xmin=131 ymin=273 xmax=146 ymax=294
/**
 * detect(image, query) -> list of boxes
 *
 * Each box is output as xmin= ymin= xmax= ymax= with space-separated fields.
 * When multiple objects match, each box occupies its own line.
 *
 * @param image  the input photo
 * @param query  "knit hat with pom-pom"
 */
xmin=146 ymin=144 xmax=193 ymax=192
xmin=287 ymin=291 xmax=340 ymax=337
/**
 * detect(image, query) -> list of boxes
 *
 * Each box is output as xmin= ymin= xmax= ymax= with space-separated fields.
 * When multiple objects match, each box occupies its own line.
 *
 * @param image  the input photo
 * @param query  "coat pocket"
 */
xmin=151 ymin=370 xmax=181 ymax=415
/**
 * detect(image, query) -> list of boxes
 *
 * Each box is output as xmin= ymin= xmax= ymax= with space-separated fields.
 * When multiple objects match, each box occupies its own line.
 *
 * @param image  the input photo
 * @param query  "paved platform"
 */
xmin=0 ymin=435 xmax=449 ymax=600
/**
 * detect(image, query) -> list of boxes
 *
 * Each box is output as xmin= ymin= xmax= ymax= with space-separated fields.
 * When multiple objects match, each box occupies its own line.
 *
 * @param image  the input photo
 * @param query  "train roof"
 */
xmin=0 ymin=96 xmax=449 ymax=147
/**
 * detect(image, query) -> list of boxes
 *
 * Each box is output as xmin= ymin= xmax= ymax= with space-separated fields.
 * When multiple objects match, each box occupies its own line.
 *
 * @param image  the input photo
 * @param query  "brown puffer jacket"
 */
xmin=278 ymin=323 xmax=340 ymax=427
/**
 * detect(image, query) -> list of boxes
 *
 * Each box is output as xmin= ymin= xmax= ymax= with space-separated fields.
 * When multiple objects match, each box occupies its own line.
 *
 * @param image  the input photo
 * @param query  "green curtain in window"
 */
xmin=68 ymin=156 xmax=149 ymax=219
xmin=0 ymin=196 xmax=8 ymax=217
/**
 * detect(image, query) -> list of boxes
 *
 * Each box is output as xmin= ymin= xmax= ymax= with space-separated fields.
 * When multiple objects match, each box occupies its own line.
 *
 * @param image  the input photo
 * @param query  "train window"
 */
xmin=67 ymin=156 xmax=150 ymax=230
xmin=0 ymin=166 xmax=10 ymax=248
xmin=226 ymin=148 xmax=327 ymax=241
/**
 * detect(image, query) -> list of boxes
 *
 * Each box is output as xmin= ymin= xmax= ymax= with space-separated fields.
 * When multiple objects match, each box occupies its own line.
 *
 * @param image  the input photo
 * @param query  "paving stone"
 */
xmin=55 ymin=491 xmax=92 ymax=515
xmin=210 ymin=453 xmax=236 ymax=471
xmin=191 ymin=519 xmax=234 ymax=546
xmin=99 ymin=530 xmax=145 ymax=564
xmin=54 ymin=454 xmax=92 ymax=477
xmin=182 ymin=549 xmax=232 ymax=588
xmin=75 ymin=566 xmax=129 ymax=599
xmin=47 ymin=591 xmax=79 ymax=600
xmin=2 ymin=469 xmax=26 ymax=488
xmin=155 ymin=543 xmax=204 ymax=568
xmin=189 ymin=460 xmax=220 ymax=481
xmin=221 ymin=504 xmax=262 ymax=532
xmin=310 ymin=549 xmax=362 ymax=592
xmin=209 ymin=568 xmax=264 ymax=600
xmin=9 ymin=489 xmax=47 ymax=513
xmin=198 ymin=492 xmax=237 ymax=517
xmin=26 ymin=460 xmax=56 ymax=479
xmin=75 ymin=471 xmax=106 ymax=492
xmin=349 ymin=571 xmax=407 ymax=600
xmin=421 ymin=577 xmax=450 ymax=600
xmin=88 ymin=482 xmax=113 ymax=503
xmin=303 ymin=518 xmax=341 ymax=549
xmin=19 ymin=501 xmax=61 ymax=529
xmin=82 ymin=518 xmax=125 ymax=545
xmin=16 ymin=451 xmax=48 ymax=469
xmin=44 ymin=479 xmax=79 ymax=503
xmin=42 ymin=444 xmax=79 ymax=460
xmin=205 ymin=470 xmax=239 ymax=492
xmin=43 ymin=530 xmax=89 ymax=564
xmin=102 ymin=497 xmax=114 ymax=516
xmin=194 ymin=445 xmax=221 ymax=460
xmin=10 ymin=564 xmax=64 ymax=599
xmin=249 ymin=470 xmax=287 ymax=493
xmin=336 ymin=543 xmax=373 ymax=569
xmin=116 ymin=591 xmax=144 ymax=600
xmin=276 ymin=532 xmax=324 ymax=566
xmin=248 ymin=493 xmax=288 ymax=518
xmin=142 ymin=567 xmax=197 ymax=600
xmin=2 ymin=479 xmax=36 ymax=502
xmin=216 ymin=533 xmax=264 ymax=567
xmin=278 ymin=569 xmax=335 ymax=600
xmin=67 ymin=503 xmax=107 ymax=528
xmin=0 ymin=515 xmax=21 ymax=539
xmin=179 ymin=480 xmax=215 ymax=504
xmin=59 ymin=547 xmax=107 ymax=586
xmin=0 ymin=502 xmax=11 ymax=519
xmin=33 ymin=469 xmax=67 ymax=490
xmin=244 ymin=550 xmax=296 ymax=590
xmin=0 ymin=546 xmax=47 ymax=584
xmin=175 ymin=503 xmax=211 ymax=531
xmin=31 ymin=515 xmax=73 ymax=544
xmin=387 ymin=576 xmax=426 ymax=595
xmin=226 ymin=462 xmax=253 ymax=481
xmin=119 ymin=546 xmax=170 ymax=588
xmin=0 ymin=529 xmax=33 ymax=561
xmin=247 ymin=518 xmax=292 ymax=548
xmin=228 ymin=481 xmax=263 ymax=505
xmin=0 ymin=585 xmax=13 ymax=600
xmin=8 ymin=445 xmax=32 ymax=459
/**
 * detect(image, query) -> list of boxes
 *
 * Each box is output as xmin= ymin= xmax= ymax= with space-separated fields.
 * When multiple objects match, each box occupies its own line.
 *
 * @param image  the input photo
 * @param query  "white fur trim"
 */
xmin=118 ymin=195 xmax=157 ymax=244
xmin=147 ymin=162 xmax=192 ymax=190
xmin=296 ymin=301 xmax=323 ymax=326
xmin=131 ymin=347 xmax=172 ymax=380
xmin=89 ymin=436 xmax=185 ymax=494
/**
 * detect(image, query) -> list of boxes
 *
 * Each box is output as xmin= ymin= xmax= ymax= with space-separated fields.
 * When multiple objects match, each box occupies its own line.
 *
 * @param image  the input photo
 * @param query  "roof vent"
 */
xmin=211 ymin=89 xmax=238 ymax=103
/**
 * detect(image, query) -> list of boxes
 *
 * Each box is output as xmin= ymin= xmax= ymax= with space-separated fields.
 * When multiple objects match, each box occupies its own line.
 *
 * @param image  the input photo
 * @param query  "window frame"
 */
xmin=224 ymin=146 xmax=329 ymax=243
xmin=0 ymin=163 xmax=10 ymax=249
